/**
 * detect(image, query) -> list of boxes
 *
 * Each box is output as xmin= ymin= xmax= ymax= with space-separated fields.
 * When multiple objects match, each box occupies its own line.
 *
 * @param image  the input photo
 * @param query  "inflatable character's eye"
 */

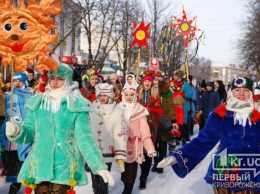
xmin=4 ymin=22 xmax=12 ymax=32
xmin=19 ymin=21 xmax=28 ymax=31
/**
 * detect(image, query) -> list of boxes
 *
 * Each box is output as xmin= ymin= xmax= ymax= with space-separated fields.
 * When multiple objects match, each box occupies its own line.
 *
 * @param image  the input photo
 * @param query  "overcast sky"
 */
xmin=180 ymin=0 xmax=248 ymax=66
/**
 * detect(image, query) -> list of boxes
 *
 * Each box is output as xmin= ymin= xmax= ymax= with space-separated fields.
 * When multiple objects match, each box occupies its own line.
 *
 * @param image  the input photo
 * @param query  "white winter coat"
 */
xmin=90 ymin=100 xmax=127 ymax=163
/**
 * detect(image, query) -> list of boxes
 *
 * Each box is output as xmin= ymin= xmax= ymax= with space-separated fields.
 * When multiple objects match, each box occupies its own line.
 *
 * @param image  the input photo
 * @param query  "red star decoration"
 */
xmin=130 ymin=21 xmax=151 ymax=48
xmin=169 ymin=7 xmax=200 ymax=50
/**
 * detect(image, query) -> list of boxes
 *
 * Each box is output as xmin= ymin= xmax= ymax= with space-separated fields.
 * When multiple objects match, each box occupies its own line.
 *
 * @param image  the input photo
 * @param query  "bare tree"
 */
xmin=189 ymin=57 xmax=212 ymax=83
xmin=113 ymin=0 xmax=144 ymax=76
xmin=158 ymin=17 xmax=186 ymax=78
xmin=237 ymin=0 xmax=260 ymax=71
xmin=79 ymin=0 xmax=123 ymax=71
xmin=52 ymin=0 xmax=86 ymax=54
xmin=144 ymin=0 xmax=179 ymax=58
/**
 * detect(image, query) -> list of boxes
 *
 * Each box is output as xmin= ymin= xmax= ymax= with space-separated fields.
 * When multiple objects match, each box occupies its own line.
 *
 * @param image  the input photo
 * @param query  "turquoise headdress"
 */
xmin=47 ymin=63 xmax=73 ymax=83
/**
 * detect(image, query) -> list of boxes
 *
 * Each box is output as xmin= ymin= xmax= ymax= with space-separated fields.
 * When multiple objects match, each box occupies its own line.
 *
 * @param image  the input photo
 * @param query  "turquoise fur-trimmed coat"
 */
xmin=8 ymin=93 xmax=107 ymax=186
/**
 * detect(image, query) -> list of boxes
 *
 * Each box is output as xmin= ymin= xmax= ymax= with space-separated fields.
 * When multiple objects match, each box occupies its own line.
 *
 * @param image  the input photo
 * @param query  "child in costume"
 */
xmin=137 ymin=70 xmax=179 ymax=190
xmin=158 ymin=77 xmax=260 ymax=193
xmin=5 ymin=64 xmax=114 ymax=194
xmin=0 ymin=72 xmax=33 ymax=194
xmin=89 ymin=83 xmax=127 ymax=194
xmin=118 ymin=82 xmax=156 ymax=194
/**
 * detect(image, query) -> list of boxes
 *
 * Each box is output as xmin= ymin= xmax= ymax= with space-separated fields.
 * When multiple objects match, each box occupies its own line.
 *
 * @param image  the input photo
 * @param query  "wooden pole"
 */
xmin=9 ymin=58 xmax=14 ymax=119
xmin=135 ymin=48 xmax=141 ymax=81
xmin=184 ymin=52 xmax=189 ymax=82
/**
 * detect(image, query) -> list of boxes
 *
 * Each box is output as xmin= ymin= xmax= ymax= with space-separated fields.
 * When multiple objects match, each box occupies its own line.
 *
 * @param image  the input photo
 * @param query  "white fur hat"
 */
xmin=95 ymin=83 xmax=114 ymax=99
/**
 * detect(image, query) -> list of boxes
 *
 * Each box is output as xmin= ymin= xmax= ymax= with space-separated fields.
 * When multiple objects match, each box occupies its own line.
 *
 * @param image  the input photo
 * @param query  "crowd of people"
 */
xmin=0 ymin=64 xmax=259 ymax=194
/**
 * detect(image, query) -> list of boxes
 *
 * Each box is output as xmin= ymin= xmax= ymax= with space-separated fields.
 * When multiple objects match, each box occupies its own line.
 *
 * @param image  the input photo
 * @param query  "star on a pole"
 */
xmin=169 ymin=6 xmax=201 ymax=50
xmin=130 ymin=20 xmax=151 ymax=48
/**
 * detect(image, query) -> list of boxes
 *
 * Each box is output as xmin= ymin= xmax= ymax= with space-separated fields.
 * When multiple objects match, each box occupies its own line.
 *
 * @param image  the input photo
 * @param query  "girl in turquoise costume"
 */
xmin=0 ymin=72 xmax=34 ymax=194
xmin=5 ymin=64 xmax=114 ymax=194
xmin=158 ymin=77 xmax=260 ymax=194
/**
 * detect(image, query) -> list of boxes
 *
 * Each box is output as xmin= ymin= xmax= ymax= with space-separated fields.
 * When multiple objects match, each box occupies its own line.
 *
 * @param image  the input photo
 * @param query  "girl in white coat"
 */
xmin=89 ymin=83 xmax=127 ymax=194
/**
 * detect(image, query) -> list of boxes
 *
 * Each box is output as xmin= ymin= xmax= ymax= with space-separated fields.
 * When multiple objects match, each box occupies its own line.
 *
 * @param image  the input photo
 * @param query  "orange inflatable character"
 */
xmin=0 ymin=0 xmax=62 ymax=72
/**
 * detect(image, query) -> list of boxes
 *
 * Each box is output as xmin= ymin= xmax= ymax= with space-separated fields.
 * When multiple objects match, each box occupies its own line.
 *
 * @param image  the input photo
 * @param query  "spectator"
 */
xmin=216 ymin=80 xmax=227 ymax=103
xmin=254 ymin=84 xmax=260 ymax=111
xmin=109 ymin=73 xmax=123 ymax=92
xmin=172 ymin=70 xmax=193 ymax=145
xmin=199 ymin=79 xmax=207 ymax=95
xmin=72 ymin=67 xmax=82 ymax=89
xmin=199 ymin=81 xmax=221 ymax=125
xmin=125 ymin=74 xmax=139 ymax=88
xmin=81 ymin=69 xmax=99 ymax=102
xmin=26 ymin=69 xmax=36 ymax=88
xmin=3 ymin=75 xmax=11 ymax=92
xmin=186 ymin=75 xmax=199 ymax=137
xmin=152 ymin=71 xmax=176 ymax=173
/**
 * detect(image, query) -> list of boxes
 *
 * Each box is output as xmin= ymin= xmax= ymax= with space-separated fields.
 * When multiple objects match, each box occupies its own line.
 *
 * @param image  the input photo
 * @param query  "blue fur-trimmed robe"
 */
xmin=0 ymin=88 xmax=34 ymax=160
xmin=171 ymin=110 xmax=260 ymax=191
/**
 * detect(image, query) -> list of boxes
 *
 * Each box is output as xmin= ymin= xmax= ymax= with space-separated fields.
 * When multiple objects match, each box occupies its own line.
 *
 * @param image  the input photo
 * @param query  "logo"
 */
xmin=213 ymin=149 xmax=260 ymax=178
xmin=211 ymin=149 xmax=260 ymax=189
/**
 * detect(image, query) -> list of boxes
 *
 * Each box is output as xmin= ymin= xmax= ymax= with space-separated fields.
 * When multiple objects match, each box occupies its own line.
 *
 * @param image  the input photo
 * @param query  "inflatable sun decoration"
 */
xmin=0 ymin=0 xmax=62 ymax=72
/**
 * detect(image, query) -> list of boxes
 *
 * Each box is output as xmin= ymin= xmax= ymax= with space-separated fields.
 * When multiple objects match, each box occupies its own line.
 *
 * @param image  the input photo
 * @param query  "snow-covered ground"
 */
xmin=0 ymin=125 xmax=216 ymax=194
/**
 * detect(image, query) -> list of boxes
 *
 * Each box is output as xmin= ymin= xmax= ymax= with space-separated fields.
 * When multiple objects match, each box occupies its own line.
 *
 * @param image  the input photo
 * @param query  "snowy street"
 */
xmin=0 ymin=125 xmax=216 ymax=194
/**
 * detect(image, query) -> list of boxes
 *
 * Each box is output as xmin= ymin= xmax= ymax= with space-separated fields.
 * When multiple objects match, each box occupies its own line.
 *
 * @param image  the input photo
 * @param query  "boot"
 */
xmin=139 ymin=180 xmax=147 ymax=190
xmin=151 ymin=164 xmax=157 ymax=172
xmin=157 ymin=158 xmax=164 ymax=174
xmin=157 ymin=167 xmax=163 ymax=174
xmin=168 ymin=137 xmax=176 ymax=154
xmin=8 ymin=183 xmax=21 ymax=194
xmin=139 ymin=155 xmax=151 ymax=185
xmin=151 ymin=157 xmax=158 ymax=172
xmin=182 ymin=138 xmax=186 ymax=146
xmin=122 ymin=183 xmax=134 ymax=194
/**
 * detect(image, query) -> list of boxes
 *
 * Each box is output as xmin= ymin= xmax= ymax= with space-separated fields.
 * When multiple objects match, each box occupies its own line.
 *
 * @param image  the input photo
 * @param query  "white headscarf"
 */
xmin=118 ymin=84 xmax=138 ymax=121
xmin=41 ymin=80 xmax=80 ymax=113
xmin=125 ymin=74 xmax=139 ymax=88
xmin=226 ymin=90 xmax=254 ymax=127
xmin=44 ymin=80 xmax=73 ymax=99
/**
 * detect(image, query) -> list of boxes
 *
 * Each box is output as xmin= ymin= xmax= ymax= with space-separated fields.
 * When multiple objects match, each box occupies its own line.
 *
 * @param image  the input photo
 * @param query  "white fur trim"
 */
xmin=13 ymin=75 xmax=22 ymax=80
